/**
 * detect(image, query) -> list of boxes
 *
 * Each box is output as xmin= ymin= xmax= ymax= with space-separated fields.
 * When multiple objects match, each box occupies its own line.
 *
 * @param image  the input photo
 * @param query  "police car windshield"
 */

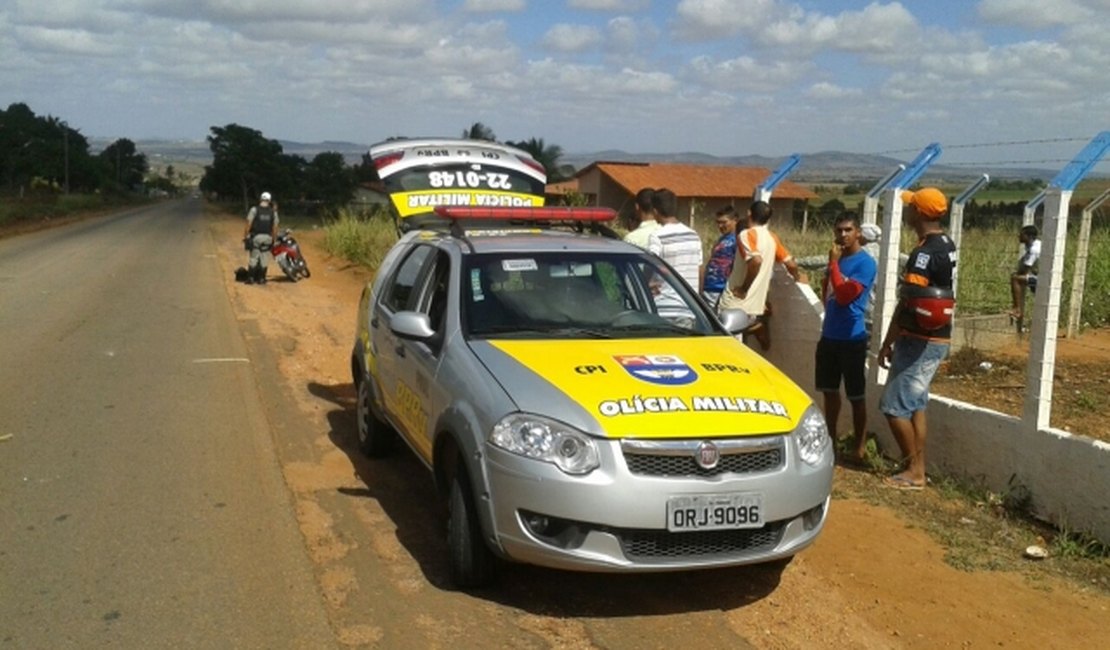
xmin=463 ymin=252 xmax=718 ymax=339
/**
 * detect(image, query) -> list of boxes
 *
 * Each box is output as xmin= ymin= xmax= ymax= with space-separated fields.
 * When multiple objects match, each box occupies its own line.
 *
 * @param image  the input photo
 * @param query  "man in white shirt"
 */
xmin=647 ymin=188 xmax=703 ymax=326
xmin=718 ymin=201 xmax=778 ymax=334
xmin=623 ymin=187 xmax=660 ymax=249
xmin=1010 ymin=224 xmax=1041 ymax=325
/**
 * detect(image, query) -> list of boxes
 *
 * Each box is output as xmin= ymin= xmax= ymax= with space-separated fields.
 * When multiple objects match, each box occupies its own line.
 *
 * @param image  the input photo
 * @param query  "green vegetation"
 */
xmin=710 ymin=212 xmax=1110 ymax=329
xmin=0 ymin=102 xmax=186 ymax=225
xmin=325 ymin=197 xmax=1110 ymax=328
xmin=320 ymin=207 xmax=398 ymax=272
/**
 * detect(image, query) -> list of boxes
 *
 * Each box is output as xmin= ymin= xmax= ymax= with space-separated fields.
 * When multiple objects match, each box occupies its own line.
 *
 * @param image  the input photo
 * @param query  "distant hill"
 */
xmin=116 ymin=138 xmax=1065 ymax=185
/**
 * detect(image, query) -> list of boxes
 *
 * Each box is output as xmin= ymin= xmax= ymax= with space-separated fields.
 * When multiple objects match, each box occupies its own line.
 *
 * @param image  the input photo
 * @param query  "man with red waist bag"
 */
xmin=878 ymin=187 xmax=957 ymax=491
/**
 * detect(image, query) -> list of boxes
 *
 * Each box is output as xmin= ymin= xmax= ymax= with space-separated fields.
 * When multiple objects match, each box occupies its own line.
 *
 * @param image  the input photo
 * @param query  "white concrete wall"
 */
xmin=762 ymin=269 xmax=1110 ymax=542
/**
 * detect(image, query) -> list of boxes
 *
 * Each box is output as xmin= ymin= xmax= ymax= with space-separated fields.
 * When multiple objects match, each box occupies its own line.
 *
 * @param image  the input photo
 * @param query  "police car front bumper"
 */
xmin=481 ymin=435 xmax=833 ymax=572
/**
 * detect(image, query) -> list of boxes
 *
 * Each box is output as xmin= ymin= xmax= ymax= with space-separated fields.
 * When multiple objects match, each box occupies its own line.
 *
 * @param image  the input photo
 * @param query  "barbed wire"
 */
xmin=871 ymin=136 xmax=1091 ymax=156
xmin=944 ymin=159 xmax=1078 ymax=167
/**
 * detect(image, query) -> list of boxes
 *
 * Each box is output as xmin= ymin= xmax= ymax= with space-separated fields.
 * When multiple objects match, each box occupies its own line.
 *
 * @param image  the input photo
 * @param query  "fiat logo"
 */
xmin=695 ymin=442 xmax=720 ymax=470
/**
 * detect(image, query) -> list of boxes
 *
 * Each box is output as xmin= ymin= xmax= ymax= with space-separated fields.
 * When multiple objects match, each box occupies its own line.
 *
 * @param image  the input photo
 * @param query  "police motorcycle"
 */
xmin=272 ymin=228 xmax=311 ymax=282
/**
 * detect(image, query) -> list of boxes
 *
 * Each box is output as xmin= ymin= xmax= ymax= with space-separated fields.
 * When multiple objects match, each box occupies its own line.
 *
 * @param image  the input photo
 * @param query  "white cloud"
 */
xmin=569 ymin=0 xmax=649 ymax=10
xmin=463 ymin=0 xmax=526 ymax=11
xmin=14 ymin=25 xmax=119 ymax=56
xmin=688 ymin=54 xmax=808 ymax=93
xmin=673 ymin=0 xmax=781 ymax=40
xmin=541 ymin=23 xmax=603 ymax=52
xmin=977 ymin=0 xmax=1098 ymax=29
xmin=806 ymin=82 xmax=862 ymax=99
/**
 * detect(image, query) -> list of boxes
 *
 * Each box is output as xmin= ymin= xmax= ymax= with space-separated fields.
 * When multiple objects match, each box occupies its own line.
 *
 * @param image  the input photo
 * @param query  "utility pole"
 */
xmin=62 ymin=123 xmax=70 ymax=194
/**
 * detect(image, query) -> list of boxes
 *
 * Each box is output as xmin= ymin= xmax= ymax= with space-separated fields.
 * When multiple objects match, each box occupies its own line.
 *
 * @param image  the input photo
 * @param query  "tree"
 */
xmin=0 ymin=103 xmax=99 ymax=194
xmin=506 ymin=137 xmax=568 ymax=181
xmin=200 ymin=124 xmax=290 ymax=209
xmin=303 ymin=152 xmax=356 ymax=211
xmin=352 ymin=152 xmax=381 ymax=185
xmin=98 ymin=138 xmax=148 ymax=191
xmin=461 ymin=122 xmax=497 ymax=142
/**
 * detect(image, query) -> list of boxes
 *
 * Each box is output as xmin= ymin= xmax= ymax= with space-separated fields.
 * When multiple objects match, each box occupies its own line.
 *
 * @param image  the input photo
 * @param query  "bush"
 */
xmin=321 ymin=207 xmax=398 ymax=272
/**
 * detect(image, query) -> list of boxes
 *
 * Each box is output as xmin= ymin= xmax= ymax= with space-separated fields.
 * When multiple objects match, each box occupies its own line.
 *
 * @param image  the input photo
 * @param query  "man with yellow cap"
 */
xmin=877 ymin=187 xmax=957 ymax=490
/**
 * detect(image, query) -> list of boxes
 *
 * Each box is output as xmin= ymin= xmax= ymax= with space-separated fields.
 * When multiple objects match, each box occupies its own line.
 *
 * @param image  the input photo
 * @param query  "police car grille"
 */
xmin=623 ymin=447 xmax=783 ymax=477
xmin=618 ymin=523 xmax=785 ymax=560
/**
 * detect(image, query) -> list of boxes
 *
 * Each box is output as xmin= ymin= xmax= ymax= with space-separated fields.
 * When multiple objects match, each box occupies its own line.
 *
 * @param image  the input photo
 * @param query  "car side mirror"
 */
xmin=390 ymin=311 xmax=436 ymax=341
xmin=718 ymin=309 xmax=753 ymax=335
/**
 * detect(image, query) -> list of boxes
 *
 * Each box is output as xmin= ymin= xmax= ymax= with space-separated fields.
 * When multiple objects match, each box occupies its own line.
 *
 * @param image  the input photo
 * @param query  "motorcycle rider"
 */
xmin=242 ymin=191 xmax=279 ymax=284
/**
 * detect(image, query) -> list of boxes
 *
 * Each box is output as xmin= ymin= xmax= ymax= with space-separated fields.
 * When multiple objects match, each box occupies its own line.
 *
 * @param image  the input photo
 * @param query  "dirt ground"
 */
xmin=934 ymin=332 xmax=1110 ymax=443
xmin=199 ymin=207 xmax=1110 ymax=649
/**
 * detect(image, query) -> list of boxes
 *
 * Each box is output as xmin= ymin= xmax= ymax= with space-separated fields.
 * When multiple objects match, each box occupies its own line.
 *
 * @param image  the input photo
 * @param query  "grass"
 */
xmin=740 ymin=221 xmax=1110 ymax=328
xmin=320 ymin=207 xmax=398 ymax=272
xmin=319 ymin=202 xmax=1110 ymax=328
xmin=0 ymin=192 xmax=144 ymax=226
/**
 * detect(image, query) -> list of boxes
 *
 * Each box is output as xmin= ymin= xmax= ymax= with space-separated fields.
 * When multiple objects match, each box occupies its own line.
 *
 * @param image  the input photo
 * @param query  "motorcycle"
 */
xmin=272 ymin=228 xmax=311 ymax=282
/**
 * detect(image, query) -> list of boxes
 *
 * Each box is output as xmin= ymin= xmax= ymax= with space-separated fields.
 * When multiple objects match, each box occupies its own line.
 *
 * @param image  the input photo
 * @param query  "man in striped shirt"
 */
xmin=647 ymin=188 xmax=704 ymax=327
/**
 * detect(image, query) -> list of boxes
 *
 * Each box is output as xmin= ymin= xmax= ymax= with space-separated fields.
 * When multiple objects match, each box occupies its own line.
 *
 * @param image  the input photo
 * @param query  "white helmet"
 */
xmin=260 ymin=191 xmax=272 ymax=202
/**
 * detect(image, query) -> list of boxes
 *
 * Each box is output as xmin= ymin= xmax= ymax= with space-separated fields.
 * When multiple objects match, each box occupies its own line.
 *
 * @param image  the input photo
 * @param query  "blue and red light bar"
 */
xmin=433 ymin=206 xmax=617 ymax=222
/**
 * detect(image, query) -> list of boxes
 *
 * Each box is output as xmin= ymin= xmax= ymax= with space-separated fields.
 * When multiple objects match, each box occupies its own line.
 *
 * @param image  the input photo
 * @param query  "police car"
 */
xmin=351 ymin=139 xmax=832 ymax=587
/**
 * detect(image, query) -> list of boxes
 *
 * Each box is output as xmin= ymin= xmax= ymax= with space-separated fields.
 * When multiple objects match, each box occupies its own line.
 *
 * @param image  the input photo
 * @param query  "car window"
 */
xmin=383 ymin=245 xmax=434 ymax=312
xmin=464 ymin=252 xmax=717 ymax=339
xmin=417 ymin=251 xmax=451 ymax=334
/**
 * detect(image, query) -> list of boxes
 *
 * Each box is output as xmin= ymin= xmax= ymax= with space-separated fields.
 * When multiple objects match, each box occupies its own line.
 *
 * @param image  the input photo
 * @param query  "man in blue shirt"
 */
xmin=815 ymin=213 xmax=877 ymax=465
xmin=700 ymin=205 xmax=739 ymax=307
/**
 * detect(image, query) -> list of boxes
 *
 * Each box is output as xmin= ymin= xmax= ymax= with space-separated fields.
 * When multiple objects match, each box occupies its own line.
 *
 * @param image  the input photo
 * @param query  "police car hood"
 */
xmin=469 ymin=337 xmax=811 ymax=439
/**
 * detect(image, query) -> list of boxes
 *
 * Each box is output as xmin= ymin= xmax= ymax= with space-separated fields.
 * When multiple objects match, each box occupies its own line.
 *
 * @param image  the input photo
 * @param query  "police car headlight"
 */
xmin=794 ymin=405 xmax=831 ymax=466
xmin=490 ymin=413 xmax=600 ymax=475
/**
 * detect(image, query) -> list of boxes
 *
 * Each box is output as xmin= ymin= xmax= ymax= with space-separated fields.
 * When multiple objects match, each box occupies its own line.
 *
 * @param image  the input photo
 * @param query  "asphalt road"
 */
xmin=0 ymin=200 xmax=335 ymax=648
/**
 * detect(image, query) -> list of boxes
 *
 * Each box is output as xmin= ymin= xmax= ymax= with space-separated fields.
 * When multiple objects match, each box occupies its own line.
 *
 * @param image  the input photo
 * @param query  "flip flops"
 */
xmin=883 ymin=475 xmax=926 ymax=491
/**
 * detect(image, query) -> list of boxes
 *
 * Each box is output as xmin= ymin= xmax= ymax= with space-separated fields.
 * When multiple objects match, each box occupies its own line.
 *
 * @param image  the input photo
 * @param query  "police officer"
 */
xmin=243 ymin=191 xmax=279 ymax=284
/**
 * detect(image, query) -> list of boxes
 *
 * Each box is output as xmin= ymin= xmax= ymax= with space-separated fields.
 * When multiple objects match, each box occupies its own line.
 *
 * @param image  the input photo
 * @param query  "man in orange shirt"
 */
xmin=878 ymin=187 xmax=957 ymax=491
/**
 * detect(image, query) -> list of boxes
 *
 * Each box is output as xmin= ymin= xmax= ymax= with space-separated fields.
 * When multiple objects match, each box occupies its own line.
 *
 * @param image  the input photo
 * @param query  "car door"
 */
xmin=371 ymin=244 xmax=435 ymax=436
xmin=391 ymin=249 xmax=453 ymax=462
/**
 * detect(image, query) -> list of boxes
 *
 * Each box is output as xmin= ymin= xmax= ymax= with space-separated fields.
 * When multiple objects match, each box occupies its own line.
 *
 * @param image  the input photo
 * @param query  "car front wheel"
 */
xmin=356 ymin=376 xmax=394 ymax=457
xmin=447 ymin=469 xmax=498 ymax=588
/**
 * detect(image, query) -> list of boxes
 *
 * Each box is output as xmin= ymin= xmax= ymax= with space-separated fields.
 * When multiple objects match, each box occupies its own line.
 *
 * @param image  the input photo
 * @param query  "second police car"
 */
xmin=351 ymin=138 xmax=833 ymax=587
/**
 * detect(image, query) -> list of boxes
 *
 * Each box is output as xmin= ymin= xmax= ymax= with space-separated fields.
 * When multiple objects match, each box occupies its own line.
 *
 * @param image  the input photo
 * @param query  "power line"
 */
xmin=871 ymin=136 xmax=1091 ymax=157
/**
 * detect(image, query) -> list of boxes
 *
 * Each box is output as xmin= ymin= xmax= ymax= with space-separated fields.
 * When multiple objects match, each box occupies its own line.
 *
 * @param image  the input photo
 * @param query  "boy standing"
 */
xmin=816 ymin=214 xmax=877 ymax=464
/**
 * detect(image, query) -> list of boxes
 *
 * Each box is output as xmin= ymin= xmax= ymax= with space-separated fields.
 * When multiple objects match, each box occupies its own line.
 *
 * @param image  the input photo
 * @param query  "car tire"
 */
xmin=447 ymin=469 xmax=497 ymax=589
xmin=356 ymin=376 xmax=393 ymax=457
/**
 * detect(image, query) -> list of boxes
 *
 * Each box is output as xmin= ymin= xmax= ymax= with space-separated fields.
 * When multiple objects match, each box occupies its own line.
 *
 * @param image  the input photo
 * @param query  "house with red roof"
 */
xmin=546 ymin=161 xmax=816 ymax=229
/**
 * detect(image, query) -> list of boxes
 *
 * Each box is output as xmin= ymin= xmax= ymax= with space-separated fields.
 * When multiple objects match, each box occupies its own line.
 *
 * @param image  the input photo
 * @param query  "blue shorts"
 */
xmin=879 ymin=337 xmax=948 ymax=419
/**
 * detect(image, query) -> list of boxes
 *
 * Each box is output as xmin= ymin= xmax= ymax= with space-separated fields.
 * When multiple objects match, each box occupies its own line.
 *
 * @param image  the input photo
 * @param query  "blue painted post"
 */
xmin=753 ymin=154 xmax=801 ymax=203
xmin=1024 ymin=131 xmax=1110 ymax=431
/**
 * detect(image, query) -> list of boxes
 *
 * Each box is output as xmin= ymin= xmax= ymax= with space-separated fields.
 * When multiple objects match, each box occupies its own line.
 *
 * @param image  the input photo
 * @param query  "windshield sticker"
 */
xmin=470 ymin=269 xmax=484 ymax=301
xmin=502 ymin=259 xmax=538 ymax=272
xmin=613 ymin=355 xmax=698 ymax=386
xmin=598 ymin=396 xmax=789 ymax=418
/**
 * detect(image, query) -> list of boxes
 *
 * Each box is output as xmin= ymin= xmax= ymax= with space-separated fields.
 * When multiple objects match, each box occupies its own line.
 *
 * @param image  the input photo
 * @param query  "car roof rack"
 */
xmin=422 ymin=206 xmax=621 ymax=241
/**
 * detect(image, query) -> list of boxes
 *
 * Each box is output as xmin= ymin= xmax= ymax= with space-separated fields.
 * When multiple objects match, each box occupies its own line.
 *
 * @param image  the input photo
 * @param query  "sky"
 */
xmin=2 ymin=0 xmax=1109 ymax=169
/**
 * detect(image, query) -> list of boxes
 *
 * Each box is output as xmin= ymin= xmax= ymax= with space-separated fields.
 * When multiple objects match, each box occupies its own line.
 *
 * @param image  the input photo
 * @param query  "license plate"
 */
xmin=666 ymin=493 xmax=763 ymax=531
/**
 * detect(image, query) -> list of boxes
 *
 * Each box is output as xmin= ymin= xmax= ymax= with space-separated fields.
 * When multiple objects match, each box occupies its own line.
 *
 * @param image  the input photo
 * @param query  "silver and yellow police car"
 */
xmin=351 ymin=139 xmax=832 ymax=587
